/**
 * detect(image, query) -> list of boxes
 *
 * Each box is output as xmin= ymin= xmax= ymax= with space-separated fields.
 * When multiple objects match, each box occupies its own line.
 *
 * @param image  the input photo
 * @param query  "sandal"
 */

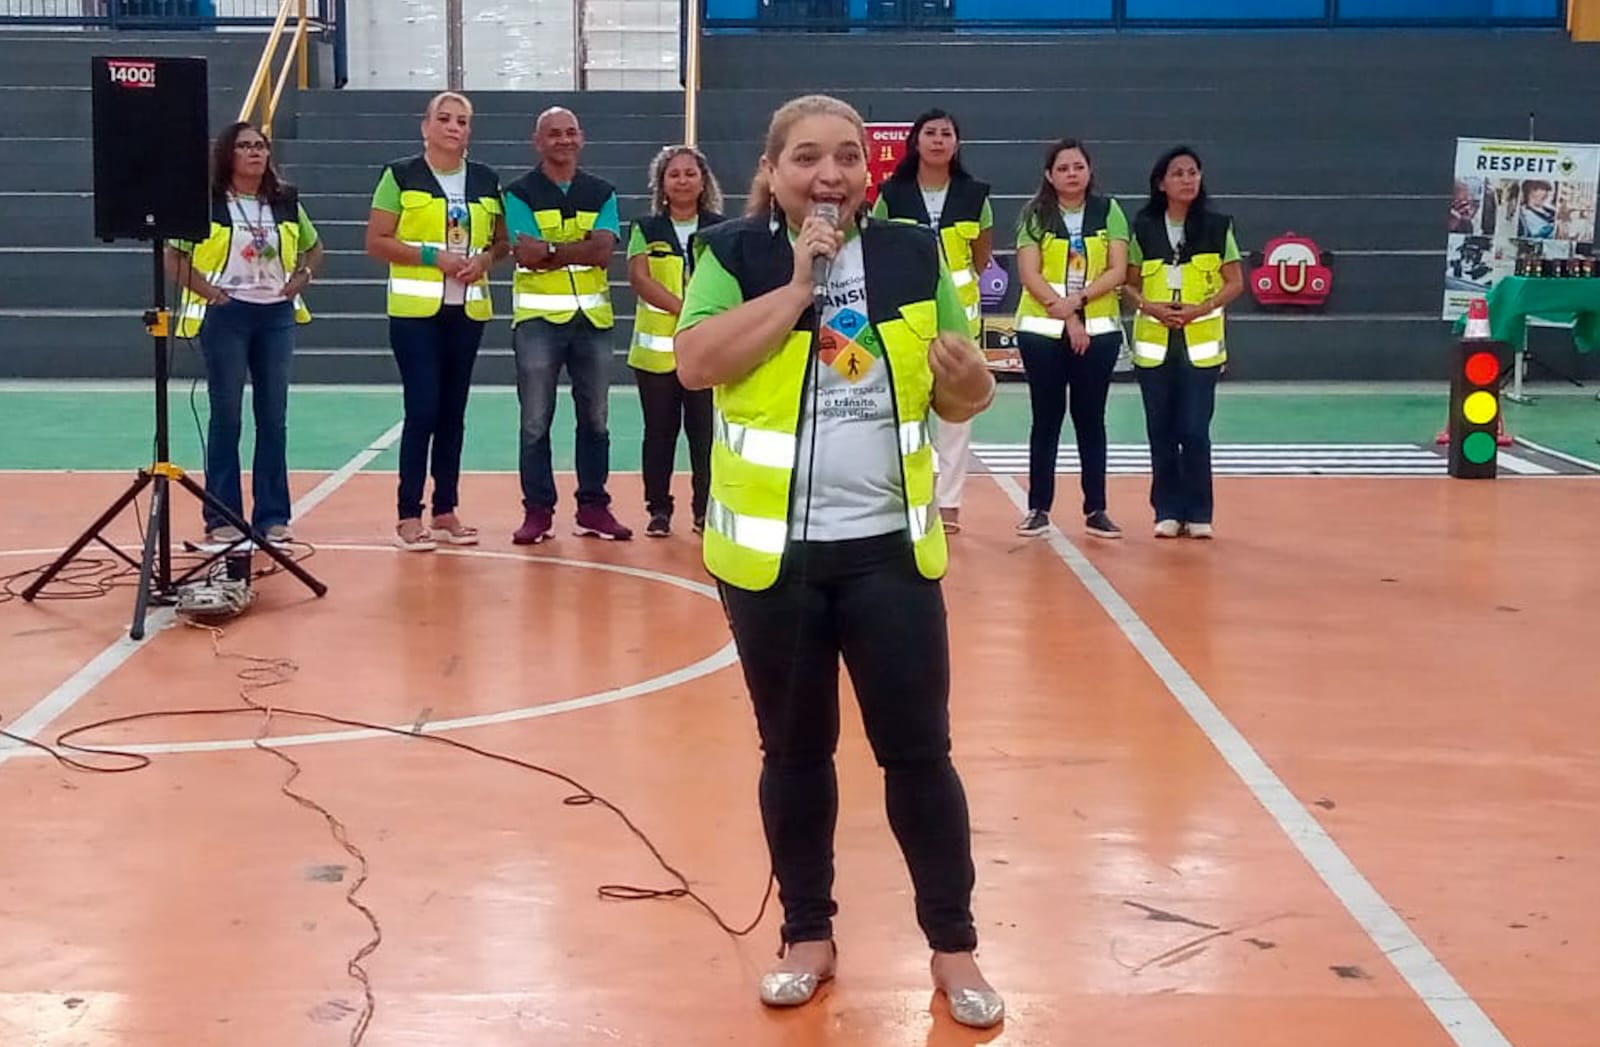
xmin=394 ymin=520 xmax=437 ymax=552
xmin=430 ymin=514 xmax=480 ymax=546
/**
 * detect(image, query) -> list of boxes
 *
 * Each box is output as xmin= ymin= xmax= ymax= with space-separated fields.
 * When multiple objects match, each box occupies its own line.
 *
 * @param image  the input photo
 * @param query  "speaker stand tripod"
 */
xmin=22 ymin=239 xmax=327 ymax=640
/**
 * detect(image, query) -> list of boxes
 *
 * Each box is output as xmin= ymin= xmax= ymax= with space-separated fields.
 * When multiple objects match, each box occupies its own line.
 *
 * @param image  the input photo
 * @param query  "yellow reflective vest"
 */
xmin=381 ymin=156 xmax=502 ymax=321
xmin=176 ymin=191 xmax=313 ymax=338
xmin=691 ymin=214 xmax=948 ymax=592
xmin=876 ymin=175 xmax=990 ymax=337
xmin=505 ymin=168 xmax=616 ymax=329
xmin=626 ymin=210 xmax=723 ymax=373
xmin=1013 ymin=194 xmax=1120 ymax=341
xmin=1130 ymin=210 xmax=1233 ymax=368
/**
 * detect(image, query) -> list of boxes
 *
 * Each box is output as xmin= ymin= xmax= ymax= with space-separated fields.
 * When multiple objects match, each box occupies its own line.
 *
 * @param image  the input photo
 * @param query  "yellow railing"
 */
xmin=239 ymin=0 xmax=315 ymax=139
xmin=684 ymin=0 xmax=701 ymax=146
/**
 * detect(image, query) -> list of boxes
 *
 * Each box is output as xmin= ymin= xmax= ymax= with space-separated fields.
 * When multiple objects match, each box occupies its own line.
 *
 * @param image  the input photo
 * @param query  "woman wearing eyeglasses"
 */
xmin=165 ymin=121 xmax=323 ymax=545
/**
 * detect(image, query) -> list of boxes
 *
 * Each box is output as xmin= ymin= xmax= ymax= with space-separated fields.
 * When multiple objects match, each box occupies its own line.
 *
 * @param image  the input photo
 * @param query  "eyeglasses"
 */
xmin=235 ymin=140 xmax=270 ymax=153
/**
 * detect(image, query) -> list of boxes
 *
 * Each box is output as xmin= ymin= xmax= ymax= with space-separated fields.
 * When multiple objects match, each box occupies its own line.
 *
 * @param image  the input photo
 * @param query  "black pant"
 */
xmin=1017 ymin=330 xmax=1120 ymax=515
xmin=633 ymin=367 xmax=712 ymax=521
xmin=719 ymin=534 xmax=978 ymax=953
xmin=1137 ymin=330 xmax=1220 ymax=524
xmin=390 ymin=306 xmax=484 ymax=520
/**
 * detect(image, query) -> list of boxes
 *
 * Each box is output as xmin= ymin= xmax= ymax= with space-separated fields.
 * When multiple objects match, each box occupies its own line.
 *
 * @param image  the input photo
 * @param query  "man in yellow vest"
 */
xmin=505 ymin=107 xmax=631 ymax=542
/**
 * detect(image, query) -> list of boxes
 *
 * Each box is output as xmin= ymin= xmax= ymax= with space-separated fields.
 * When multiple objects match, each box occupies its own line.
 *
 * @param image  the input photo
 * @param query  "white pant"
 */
xmin=933 ymin=416 xmax=973 ymax=510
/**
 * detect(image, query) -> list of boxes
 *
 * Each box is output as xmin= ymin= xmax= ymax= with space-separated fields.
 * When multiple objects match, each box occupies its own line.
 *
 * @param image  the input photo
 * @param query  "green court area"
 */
xmin=1 ymin=381 xmax=1597 ymax=473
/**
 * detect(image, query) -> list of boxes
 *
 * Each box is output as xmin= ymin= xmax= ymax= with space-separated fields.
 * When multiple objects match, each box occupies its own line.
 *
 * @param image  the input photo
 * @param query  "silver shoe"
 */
xmin=945 ymin=986 xmax=1005 ymax=1028
xmin=759 ymin=970 xmax=826 ymax=1007
xmin=759 ymin=940 xmax=835 ymax=1007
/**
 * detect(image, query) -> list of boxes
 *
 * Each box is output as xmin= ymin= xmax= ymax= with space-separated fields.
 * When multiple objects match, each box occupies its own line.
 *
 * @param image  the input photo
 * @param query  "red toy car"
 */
xmin=1250 ymin=232 xmax=1333 ymax=308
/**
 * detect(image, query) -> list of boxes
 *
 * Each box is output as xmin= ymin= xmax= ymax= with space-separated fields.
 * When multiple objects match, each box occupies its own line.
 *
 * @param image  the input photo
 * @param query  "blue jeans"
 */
xmin=198 ymin=298 xmax=295 ymax=533
xmin=1137 ymin=330 xmax=1220 ymax=524
xmin=390 ymin=306 xmax=485 ymax=520
xmin=1017 ymin=330 xmax=1121 ymax=516
xmin=514 ymin=316 xmax=612 ymax=510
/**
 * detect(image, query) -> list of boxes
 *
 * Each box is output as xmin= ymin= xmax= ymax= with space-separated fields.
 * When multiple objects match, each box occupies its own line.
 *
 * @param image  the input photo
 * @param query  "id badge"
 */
xmin=1165 ymin=264 xmax=1183 ymax=292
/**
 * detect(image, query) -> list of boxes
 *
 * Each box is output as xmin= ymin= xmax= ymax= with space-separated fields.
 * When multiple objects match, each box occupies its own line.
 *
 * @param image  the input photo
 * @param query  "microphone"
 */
xmin=809 ymin=201 xmax=840 ymax=294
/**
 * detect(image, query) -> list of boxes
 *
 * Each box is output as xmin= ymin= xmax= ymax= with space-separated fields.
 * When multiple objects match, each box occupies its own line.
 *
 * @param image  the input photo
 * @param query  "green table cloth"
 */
xmin=1454 ymin=276 xmax=1600 ymax=351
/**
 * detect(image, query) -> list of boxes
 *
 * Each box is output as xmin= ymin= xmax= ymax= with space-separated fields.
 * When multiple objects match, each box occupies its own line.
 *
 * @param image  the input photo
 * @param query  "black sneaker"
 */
xmin=1015 ymin=510 xmax=1050 ymax=537
xmin=645 ymin=513 xmax=671 ymax=538
xmin=692 ymin=515 xmax=705 ymax=535
xmin=1085 ymin=511 xmax=1122 ymax=539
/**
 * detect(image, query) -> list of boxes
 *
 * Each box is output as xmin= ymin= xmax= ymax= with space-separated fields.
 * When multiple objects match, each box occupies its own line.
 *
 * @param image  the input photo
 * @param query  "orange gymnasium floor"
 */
xmin=1 ymin=381 xmax=1597 ymax=1046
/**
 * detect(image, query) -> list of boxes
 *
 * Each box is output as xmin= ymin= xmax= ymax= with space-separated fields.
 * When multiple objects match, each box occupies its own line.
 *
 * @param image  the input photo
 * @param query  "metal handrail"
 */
xmin=238 ymin=0 xmax=313 ymax=139
xmin=684 ymin=0 xmax=701 ymax=145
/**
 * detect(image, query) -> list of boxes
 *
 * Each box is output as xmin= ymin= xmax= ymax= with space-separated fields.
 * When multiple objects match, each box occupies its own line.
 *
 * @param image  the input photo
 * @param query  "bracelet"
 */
xmin=420 ymin=244 xmax=437 ymax=267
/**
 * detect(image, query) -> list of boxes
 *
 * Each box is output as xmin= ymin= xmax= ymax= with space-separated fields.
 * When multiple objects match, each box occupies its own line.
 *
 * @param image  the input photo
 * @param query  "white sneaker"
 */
xmin=1153 ymin=519 xmax=1181 ymax=539
xmin=205 ymin=525 xmax=245 ymax=545
xmin=1185 ymin=522 xmax=1214 ymax=540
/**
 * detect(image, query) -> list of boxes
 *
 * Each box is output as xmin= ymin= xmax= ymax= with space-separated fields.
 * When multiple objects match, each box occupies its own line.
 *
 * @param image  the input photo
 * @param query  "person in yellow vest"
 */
xmin=626 ymin=145 xmax=725 ymax=538
xmin=165 ymin=121 xmax=323 ymax=546
xmin=1124 ymin=146 xmax=1244 ymax=540
xmin=870 ymin=108 xmax=991 ymax=535
xmin=1012 ymin=139 xmax=1129 ymax=541
xmin=504 ymin=107 xmax=632 ymax=544
xmin=673 ymin=94 xmax=1004 ymax=1031
xmin=364 ymin=91 xmax=508 ymax=552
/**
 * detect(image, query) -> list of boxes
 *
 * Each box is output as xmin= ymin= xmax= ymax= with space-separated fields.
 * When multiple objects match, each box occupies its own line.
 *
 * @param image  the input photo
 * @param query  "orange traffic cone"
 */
xmin=1464 ymin=296 xmax=1491 ymax=339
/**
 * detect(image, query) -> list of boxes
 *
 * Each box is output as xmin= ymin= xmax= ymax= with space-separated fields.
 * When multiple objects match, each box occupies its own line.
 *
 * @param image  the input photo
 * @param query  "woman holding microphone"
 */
xmin=674 ymin=94 xmax=1004 ymax=1029
xmin=365 ymin=90 xmax=509 ymax=551
xmin=871 ymin=108 xmax=992 ymax=534
xmin=1012 ymin=139 xmax=1129 ymax=540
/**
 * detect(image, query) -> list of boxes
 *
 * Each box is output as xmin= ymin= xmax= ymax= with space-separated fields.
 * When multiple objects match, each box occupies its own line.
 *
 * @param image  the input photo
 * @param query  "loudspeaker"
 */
xmin=91 ymin=55 xmax=210 ymax=243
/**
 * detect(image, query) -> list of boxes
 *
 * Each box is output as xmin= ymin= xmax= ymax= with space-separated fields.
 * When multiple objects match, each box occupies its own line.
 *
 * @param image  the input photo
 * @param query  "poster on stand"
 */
xmin=1444 ymin=137 xmax=1600 ymax=319
xmin=864 ymin=122 xmax=912 ymax=206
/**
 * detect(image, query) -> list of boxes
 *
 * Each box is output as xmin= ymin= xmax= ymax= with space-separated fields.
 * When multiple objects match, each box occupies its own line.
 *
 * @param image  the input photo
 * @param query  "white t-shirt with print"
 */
xmin=435 ymin=165 xmax=470 ymax=306
xmin=1061 ymin=206 xmax=1089 ymax=296
xmin=218 ymin=195 xmax=287 ymax=305
xmin=789 ymin=236 xmax=905 ymax=541
xmin=921 ymin=185 xmax=949 ymax=228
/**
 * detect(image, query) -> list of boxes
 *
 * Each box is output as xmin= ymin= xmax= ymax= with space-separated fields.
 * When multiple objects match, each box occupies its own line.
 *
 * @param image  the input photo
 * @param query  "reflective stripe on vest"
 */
xmin=714 ymin=412 xmax=798 ymax=470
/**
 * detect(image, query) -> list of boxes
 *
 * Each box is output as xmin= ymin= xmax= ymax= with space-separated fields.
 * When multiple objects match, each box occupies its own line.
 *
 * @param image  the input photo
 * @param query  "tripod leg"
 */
xmin=175 ymin=473 xmax=328 ymax=598
xmin=130 ymin=476 xmax=169 ymax=642
xmin=22 ymin=472 xmax=153 ymax=601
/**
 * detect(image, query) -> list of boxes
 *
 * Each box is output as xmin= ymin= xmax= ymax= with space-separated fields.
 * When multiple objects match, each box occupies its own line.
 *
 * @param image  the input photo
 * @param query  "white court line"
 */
xmin=2 ymin=546 xmax=737 ymax=757
xmin=0 ymin=421 xmax=404 ymax=767
xmin=1513 ymin=436 xmax=1600 ymax=474
xmin=994 ymin=474 xmax=1513 ymax=1047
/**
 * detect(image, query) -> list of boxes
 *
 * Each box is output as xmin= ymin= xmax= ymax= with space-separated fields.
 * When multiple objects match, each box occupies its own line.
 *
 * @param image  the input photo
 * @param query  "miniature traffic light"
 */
xmin=1448 ymin=325 xmax=1505 ymax=479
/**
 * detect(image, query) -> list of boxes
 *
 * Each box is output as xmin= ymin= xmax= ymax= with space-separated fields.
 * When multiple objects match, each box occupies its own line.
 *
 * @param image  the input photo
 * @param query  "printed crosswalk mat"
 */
xmin=969 ymin=442 xmax=1599 ymax=477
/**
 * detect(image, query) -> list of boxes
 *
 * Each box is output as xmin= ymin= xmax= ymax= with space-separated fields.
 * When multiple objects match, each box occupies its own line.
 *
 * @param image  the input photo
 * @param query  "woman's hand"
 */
xmin=455 ymin=251 xmax=491 ymax=286
xmin=789 ymin=213 xmax=845 ymax=290
xmin=280 ymin=269 xmax=311 ymax=300
xmin=1064 ymin=315 xmax=1090 ymax=354
xmin=434 ymin=250 xmax=468 ymax=278
xmin=929 ymin=332 xmax=994 ymax=421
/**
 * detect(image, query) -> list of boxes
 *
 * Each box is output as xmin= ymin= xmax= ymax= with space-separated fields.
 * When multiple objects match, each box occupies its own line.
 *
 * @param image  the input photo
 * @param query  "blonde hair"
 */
xmin=647 ymin=144 xmax=724 ymax=215
xmin=424 ymin=91 xmax=473 ymax=120
xmin=745 ymin=94 xmax=867 ymax=217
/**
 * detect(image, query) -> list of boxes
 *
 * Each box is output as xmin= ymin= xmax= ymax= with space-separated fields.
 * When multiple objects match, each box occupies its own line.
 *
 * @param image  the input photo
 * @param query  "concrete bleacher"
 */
xmin=4 ymin=26 xmax=1600 ymax=381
